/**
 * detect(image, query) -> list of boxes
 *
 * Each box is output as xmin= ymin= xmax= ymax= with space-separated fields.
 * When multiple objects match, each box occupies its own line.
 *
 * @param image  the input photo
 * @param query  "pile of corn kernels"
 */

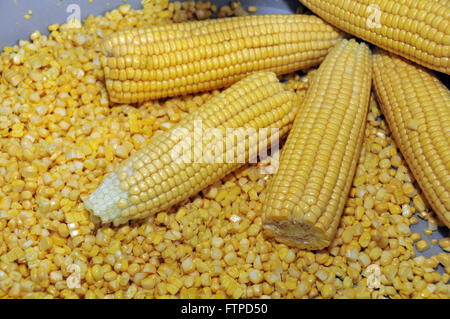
xmin=0 ymin=0 xmax=448 ymax=299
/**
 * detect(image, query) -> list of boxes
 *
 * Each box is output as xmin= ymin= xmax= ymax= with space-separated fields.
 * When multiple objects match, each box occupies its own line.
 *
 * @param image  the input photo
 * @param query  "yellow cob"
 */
xmin=299 ymin=0 xmax=450 ymax=74
xmin=262 ymin=39 xmax=372 ymax=250
xmin=372 ymin=49 xmax=450 ymax=227
xmin=84 ymin=71 xmax=299 ymax=225
xmin=101 ymin=14 xmax=344 ymax=103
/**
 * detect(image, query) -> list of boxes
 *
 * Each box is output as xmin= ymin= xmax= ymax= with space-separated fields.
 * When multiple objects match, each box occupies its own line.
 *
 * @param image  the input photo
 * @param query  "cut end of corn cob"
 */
xmin=102 ymin=14 xmax=344 ymax=103
xmin=85 ymin=71 xmax=299 ymax=226
xmin=262 ymin=39 xmax=372 ymax=250
xmin=372 ymin=48 xmax=450 ymax=228
xmin=299 ymin=0 xmax=450 ymax=75
xmin=84 ymin=173 xmax=131 ymax=225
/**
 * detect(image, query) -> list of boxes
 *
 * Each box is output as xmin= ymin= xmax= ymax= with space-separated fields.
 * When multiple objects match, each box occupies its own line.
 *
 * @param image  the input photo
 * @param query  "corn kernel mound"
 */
xmin=0 ymin=0 xmax=448 ymax=299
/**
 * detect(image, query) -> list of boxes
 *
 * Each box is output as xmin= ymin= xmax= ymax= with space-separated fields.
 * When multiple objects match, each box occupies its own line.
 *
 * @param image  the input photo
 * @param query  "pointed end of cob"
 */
xmin=84 ymin=173 xmax=130 ymax=226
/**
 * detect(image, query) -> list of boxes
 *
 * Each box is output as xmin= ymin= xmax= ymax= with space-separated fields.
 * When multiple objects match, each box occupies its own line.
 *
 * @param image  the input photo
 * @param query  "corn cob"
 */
xmin=84 ymin=71 xmax=299 ymax=225
xmin=299 ymin=0 xmax=450 ymax=75
xmin=262 ymin=39 xmax=372 ymax=250
xmin=372 ymin=49 xmax=450 ymax=227
xmin=101 ymin=14 xmax=344 ymax=103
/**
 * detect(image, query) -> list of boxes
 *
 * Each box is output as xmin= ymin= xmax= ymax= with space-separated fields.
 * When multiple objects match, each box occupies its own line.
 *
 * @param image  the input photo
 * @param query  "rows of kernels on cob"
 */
xmin=101 ymin=14 xmax=344 ymax=103
xmin=85 ymin=71 xmax=299 ymax=225
xmin=372 ymin=49 xmax=450 ymax=227
xmin=299 ymin=0 xmax=450 ymax=74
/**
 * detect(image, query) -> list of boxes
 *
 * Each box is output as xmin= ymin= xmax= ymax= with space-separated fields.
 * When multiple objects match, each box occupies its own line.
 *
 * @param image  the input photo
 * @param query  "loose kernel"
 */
xmin=91 ymin=265 xmax=104 ymax=281
xmin=423 ymin=229 xmax=433 ymax=237
xmin=141 ymin=277 xmax=156 ymax=290
xmin=410 ymin=233 xmax=421 ymax=243
xmin=104 ymin=271 xmax=117 ymax=281
xmin=369 ymin=247 xmax=382 ymax=261
xmin=248 ymin=269 xmax=263 ymax=284
xmin=438 ymin=238 xmax=450 ymax=251
xmin=416 ymin=240 xmax=429 ymax=252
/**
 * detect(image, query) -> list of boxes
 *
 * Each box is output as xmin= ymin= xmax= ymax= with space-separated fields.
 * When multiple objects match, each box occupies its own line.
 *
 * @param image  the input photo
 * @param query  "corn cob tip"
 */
xmin=84 ymin=173 xmax=130 ymax=226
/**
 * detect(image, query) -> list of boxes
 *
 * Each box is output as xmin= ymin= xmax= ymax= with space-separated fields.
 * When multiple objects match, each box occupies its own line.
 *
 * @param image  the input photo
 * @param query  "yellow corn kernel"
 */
xmin=423 ymin=229 xmax=433 ymax=237
xmin=410 ymin=233 xmax=421 ymax=243
xmin=103 ymin=271 xmax=117 ymax=281
xmin=416 ymin=240 xmax=430 ymax=252
xmin=438 ymin=238 xmax=450 ymax=252
xmin=91 ymin=265 xmax=104 ymax=282
xmin=320 ymin=284 xmax=335 ymax=299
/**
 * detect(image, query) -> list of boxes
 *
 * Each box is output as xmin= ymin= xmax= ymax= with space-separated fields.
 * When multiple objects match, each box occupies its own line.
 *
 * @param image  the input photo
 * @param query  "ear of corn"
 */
xmin=299 ymin=0 xmax=450 ymax=75
xmin=262 ymin=39 xmax=372 ymax=250
xmin=373 ymin=49 xmax=450 ymax=227
xmin=102 ymin=14 xmax=344 ymax=103
xmin=84 ymin=71 xmax=299 ymax=225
